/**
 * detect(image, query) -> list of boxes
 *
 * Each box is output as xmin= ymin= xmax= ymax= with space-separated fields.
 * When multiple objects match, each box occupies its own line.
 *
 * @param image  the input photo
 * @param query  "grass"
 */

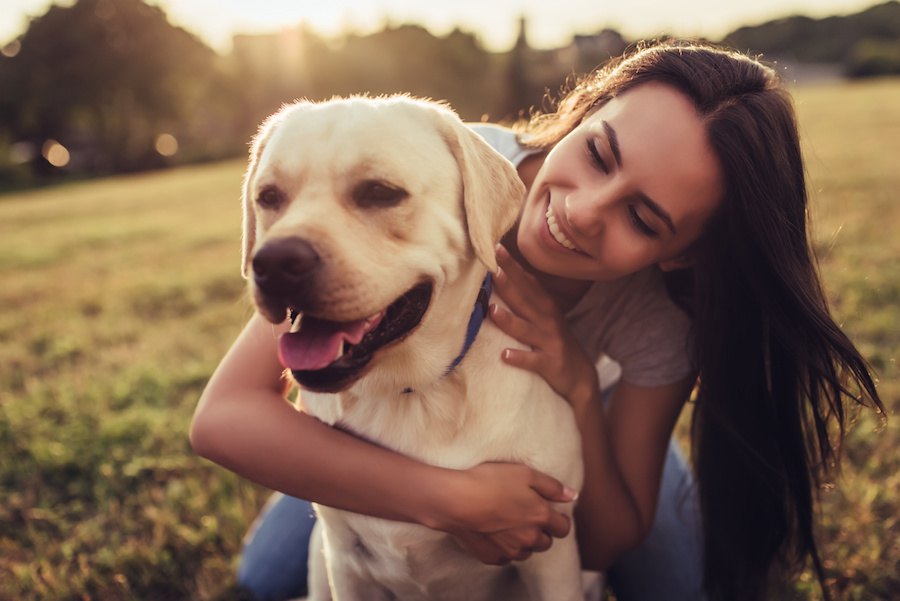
xmin=1 ymin=78 xmax=898 ymax=600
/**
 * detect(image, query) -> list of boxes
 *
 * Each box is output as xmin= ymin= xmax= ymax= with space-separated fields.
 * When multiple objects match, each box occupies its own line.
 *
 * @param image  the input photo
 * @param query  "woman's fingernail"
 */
xmin=563 ymin=486 xmax=579 ymax=501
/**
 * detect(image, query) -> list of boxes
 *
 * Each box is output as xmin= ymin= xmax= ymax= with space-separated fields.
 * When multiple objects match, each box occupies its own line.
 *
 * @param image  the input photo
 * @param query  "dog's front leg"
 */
xmin=306 ymin=520 xmax=333 ymax=601
xmin=326 ymin=560 xmax=396 ymax=601
xmin=313 ymin=526 xmax=395 ymax=601
xmin=517 ymin=535 xmax=585 ymax=601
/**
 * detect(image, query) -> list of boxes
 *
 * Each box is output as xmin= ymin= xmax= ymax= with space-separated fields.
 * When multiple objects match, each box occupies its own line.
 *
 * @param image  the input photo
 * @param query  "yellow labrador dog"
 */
xmin=241 ymin=95 xmax=584 ymax=601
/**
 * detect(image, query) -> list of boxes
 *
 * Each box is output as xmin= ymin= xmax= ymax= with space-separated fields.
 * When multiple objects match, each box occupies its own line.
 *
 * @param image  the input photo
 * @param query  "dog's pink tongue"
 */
xmin=278 ymin=315 xmax=374 ymax=371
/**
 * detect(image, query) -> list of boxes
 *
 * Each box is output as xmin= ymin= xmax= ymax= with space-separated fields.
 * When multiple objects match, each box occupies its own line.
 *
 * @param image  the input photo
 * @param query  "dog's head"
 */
xmin=242 ymin=96 xmax=524 ymax=392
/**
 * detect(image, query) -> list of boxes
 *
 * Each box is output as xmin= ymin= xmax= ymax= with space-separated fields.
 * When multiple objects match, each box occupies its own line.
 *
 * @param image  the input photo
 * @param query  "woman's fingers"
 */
xmin=533 ymin=532 xmax=554 ymax=553
xmin=542 ymin=508 xmax=572 ymax=540
xmin=489 ymin=303 xmax=543 ymax=349
xmin=493 ymin=248 xmax=555 ymax=322
xmin=500 ymin=346 xmax=549 ymax=378
xmin=452 ymin=532 xmax=511 ymax=566
xmin=491 ymin=528 xmax=558 ymax=562
xmin=529 ymin=466 xmax=579 ymax=504
xmin=453 ymin=529 xmax=557 ymax=565
xmin=450 ymin=463 xmax=577 ymax=565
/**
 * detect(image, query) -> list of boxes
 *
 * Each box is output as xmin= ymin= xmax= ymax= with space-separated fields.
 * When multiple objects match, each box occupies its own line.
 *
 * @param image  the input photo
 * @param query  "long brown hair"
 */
xmin=518 ymin=40 xmax=884 ymax=600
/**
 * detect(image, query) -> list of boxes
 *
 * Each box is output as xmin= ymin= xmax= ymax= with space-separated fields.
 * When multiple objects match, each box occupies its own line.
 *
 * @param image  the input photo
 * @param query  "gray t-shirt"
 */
xmin=471 ymin=123 xmax=694 ymax=389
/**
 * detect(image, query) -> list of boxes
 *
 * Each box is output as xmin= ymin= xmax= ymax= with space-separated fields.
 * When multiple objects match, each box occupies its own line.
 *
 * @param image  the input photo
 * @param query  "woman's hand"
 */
xmin=490 ymin=245 xmax=601 ymax=409
xmin=440 ymin=462 xmax=577 ymax=565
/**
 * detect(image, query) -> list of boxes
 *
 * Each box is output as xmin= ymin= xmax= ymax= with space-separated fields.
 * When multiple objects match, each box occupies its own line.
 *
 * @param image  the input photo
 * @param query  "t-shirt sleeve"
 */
xmin=466 ymin=123 xmax=531 ymax=165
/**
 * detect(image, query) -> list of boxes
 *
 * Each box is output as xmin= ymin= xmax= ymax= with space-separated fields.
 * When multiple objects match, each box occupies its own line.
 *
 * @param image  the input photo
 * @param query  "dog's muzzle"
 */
xmin=250 ymin=236 xmax=433 ymax=392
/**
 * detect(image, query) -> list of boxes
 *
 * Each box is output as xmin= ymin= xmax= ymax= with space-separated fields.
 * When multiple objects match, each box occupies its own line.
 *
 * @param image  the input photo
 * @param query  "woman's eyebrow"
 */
xmin=602 ymin=120 xmax=622 ymax=166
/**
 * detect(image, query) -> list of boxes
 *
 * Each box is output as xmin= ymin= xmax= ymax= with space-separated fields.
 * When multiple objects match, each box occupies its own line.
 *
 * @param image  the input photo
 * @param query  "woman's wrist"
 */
xmin=568 ymin=375 xmax=602 ymax=414
xmin=406 ymin=463 xmax=461 ymax=532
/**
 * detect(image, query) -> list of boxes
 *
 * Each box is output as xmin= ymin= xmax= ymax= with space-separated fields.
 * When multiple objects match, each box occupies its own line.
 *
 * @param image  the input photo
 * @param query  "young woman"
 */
xmin=191 ymin=40 xmax=883 ymax=601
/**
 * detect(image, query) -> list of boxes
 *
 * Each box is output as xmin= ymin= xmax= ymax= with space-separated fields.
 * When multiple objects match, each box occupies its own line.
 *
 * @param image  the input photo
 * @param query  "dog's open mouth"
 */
xmin=278 ymin=282 xmax=433 ymax=392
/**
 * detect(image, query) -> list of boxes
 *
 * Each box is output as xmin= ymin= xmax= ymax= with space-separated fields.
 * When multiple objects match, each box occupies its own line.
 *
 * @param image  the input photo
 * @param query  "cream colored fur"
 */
xmin=243 ymin=95 xmax=584 ymax=601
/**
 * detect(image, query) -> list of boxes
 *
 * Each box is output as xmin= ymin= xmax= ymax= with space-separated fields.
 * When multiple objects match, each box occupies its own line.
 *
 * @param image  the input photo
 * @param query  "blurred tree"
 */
xmin=724 ymin=0 xmax=900 ymax=75
xmin=299 ymin=24 xmax=504 ymax=121
xmin=846 ymin=38 xmax=900 ymax=77
xmin=0 ymin=0 xmax=229 ymax=176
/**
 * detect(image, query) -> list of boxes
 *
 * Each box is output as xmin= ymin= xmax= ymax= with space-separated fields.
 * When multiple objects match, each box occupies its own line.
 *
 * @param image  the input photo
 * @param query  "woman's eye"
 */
xmin=628 ymin=206 xmax=658 ymax=237
xmin=585 ymin=139 xmax=609 ymax=174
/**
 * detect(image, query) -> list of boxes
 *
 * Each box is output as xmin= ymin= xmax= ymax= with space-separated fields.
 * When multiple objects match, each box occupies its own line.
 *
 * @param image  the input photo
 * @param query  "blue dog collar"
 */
xmin=445 ymin=273 xmax=492 ymax=374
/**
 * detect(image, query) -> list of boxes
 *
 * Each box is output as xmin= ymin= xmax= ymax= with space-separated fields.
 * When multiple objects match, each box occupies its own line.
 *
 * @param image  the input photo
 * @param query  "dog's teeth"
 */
xmin=334 ymin=342 xmax=344 ymax=361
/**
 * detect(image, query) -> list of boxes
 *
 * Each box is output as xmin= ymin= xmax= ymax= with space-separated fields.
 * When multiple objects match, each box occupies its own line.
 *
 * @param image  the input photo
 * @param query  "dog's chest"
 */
xmin=301 ymin=377 xmax=491 ymax=468
xmin=317 ymin=505 xmax=526 ymax=601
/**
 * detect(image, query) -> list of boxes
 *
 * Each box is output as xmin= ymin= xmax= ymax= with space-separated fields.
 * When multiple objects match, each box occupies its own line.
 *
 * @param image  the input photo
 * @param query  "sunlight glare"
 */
xmin=42 ymin=140 xmax=70 ymax=168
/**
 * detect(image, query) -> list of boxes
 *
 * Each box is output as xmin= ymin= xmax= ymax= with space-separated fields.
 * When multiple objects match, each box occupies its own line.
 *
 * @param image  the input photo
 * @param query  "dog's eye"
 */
xmin=352 ymin=180 xmax=408 ymax=208
xmin=257 ymin=186 xmax=286 ymax=210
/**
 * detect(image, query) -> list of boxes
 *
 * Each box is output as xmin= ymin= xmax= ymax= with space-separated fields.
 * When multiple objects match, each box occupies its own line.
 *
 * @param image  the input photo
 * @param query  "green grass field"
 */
xmin=1 ymin=79 xmax=898 ymax=600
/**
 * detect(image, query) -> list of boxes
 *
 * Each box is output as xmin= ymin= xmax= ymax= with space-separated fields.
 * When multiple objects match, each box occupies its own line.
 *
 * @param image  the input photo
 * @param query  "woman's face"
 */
xmin=517 ymin=82 xmax=724 ymax=282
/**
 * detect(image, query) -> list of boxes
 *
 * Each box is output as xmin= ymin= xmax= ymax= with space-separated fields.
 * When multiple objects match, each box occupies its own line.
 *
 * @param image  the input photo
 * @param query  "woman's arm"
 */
xmin=190 ymin=312 xmax=576 ymax=559
xmin=572 ymin=377 xmax=692 ymax=569
xmin=491 ymin=247 xmax=693 ymax=570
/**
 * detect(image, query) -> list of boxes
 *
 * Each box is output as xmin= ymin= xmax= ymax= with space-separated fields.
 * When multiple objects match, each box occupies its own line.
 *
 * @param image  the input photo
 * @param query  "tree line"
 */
xmin=1 ymin=0 xmax=897 ymax=188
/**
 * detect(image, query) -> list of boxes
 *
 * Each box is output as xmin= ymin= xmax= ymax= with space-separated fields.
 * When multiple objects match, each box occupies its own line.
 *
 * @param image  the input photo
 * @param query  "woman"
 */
xmin=191 ymin=40 xmax=883 ymax=601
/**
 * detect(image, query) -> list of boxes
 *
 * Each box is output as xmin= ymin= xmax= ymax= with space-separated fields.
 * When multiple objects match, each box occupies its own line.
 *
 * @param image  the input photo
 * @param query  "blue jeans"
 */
xmin=236 ymin=439 xmax=705 ymax=601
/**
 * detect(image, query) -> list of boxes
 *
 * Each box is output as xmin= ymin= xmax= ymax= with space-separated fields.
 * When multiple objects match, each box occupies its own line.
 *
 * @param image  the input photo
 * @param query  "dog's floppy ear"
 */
xmin=439 ymin=117 xmax=526 ymax=273
xmin=241 ymin=112 xmax=281 ymax=278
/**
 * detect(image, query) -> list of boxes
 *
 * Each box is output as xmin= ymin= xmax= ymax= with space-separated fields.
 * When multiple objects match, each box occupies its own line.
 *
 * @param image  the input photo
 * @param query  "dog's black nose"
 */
xmin=252 ymin=237 xmax=320 ymax=292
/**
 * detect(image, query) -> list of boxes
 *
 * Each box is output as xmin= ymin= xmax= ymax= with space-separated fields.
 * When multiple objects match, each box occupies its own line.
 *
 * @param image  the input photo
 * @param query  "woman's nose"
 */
xmin=564 ymin=189 xmax=608 ymax=237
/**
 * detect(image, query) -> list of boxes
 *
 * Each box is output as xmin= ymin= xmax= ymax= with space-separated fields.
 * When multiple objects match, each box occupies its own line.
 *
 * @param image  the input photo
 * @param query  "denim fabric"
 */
xmin=236 ymin=493 xmax=317 ymax=601
xmin=235 ymin=439 xmax=705 ymax=601
xmin=606 ymin=440 xmax=706 ymax=601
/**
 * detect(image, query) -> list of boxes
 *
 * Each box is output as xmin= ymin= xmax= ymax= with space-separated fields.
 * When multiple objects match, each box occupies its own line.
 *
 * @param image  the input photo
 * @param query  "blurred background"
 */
xmin=0 ymin=1 xmax=897 ymax=600
xmin=1 ymin=0 xmax=900 ymax=188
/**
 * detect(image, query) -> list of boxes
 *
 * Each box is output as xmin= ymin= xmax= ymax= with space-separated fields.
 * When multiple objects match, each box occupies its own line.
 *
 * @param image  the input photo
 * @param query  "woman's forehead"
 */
xmin=586 ymin=82 xmax=724 ymax=239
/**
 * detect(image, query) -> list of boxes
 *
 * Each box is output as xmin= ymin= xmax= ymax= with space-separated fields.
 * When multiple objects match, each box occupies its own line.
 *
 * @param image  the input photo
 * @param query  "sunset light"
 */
xmin=0 ymin=0 xmax=896 ymax=600
xmin=1 ymin=0 xmax=883 ymax=53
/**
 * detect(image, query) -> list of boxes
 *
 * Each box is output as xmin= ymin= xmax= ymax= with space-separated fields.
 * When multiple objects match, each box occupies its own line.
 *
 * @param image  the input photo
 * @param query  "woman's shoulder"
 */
xmin=466 ymin=123 xmax=540 ymax=167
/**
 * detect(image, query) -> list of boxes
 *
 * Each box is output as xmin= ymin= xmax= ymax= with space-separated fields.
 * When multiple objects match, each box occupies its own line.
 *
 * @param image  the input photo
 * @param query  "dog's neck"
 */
xmin=444 ymin=273 xmax=492 ymax=374
xmin=398 ymin=272 xmax=490 ymax=395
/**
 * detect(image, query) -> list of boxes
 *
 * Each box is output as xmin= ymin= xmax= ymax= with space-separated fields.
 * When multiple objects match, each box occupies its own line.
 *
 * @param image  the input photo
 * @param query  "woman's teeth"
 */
xmin=545 ymin=206 xmax=577 ymax=250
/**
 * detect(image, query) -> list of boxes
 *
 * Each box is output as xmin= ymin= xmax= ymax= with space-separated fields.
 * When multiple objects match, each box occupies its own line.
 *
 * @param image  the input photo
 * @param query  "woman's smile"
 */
xmin=517 ymin=82 xmax=724 ymax=282
xmin=545 ymin=205 xmax=576 ymax=251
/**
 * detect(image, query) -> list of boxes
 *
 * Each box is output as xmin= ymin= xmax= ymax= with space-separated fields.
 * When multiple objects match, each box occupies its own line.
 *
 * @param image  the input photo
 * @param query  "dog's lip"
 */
xmin=285 ymin=281 xmax=433 ymax=392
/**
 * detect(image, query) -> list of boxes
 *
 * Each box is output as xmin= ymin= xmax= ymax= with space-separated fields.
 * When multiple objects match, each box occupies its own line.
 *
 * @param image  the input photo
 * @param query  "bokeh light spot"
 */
xmin=42 ymin=140 xmax=71 ymax=168
xmin=9 ymin=141 xmax=36 ymax=165
xmin=155 ymin=133 xmax=179 ymax=157
xmin=2 ymin=40 xmax=21 ymax=58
